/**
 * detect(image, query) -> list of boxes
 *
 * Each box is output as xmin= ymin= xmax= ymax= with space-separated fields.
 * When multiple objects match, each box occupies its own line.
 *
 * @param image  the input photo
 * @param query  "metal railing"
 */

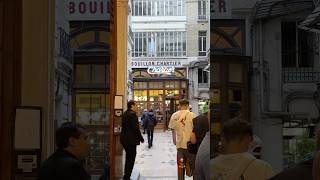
xmin=58 ymin=27 xmax=72 ymax=63
xmin=199 ymin=83 xmax=209 ymax=88
xmin=129 ymin=26 xmax=134 ymax=40
xmin=282 ymin=67 xmax=320 ymax=83
xmin=198 ymin=15 xmax=207 ymax=20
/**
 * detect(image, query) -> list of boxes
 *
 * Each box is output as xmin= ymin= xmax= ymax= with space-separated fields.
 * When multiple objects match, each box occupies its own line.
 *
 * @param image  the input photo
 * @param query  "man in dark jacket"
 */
xmin=38 ymin=122 xmax=90 ymax=180
xmin=144 ymin=109 xmax=157 ymax=148
xmin=190 ymin=112 xmax=209 ymax=154
xmin=120 ymin=100 xmax=144 ymax=180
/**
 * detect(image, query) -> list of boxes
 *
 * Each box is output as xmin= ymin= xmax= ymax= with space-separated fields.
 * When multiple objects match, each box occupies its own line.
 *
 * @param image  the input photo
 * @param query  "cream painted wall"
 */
xmin=116 ymin=0 xmax=129 ymax=105
xmin=186 ymin=0 xmax=209 ymax=57
xmin=22 ymin=0 xmax=55 ymax=159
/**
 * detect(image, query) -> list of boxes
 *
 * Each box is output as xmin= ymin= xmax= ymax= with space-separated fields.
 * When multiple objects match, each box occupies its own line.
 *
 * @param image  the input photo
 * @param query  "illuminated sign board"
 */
xmin=131 ymin=60 xmax=182 ymax=68
xmin=131 ymin=59 xmax=188 ymax=74
xmin=147 ymin=66 xmax=175 ymax=75
xmin=66 ymin=0 xmax=110 ymax=20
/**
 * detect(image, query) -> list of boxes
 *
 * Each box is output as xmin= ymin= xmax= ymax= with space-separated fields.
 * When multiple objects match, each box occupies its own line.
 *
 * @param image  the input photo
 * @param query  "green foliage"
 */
xmin=290 ymin=130 xmax=315 ymax=163
xmin=199 ymin=103 xmax=209 ymax=114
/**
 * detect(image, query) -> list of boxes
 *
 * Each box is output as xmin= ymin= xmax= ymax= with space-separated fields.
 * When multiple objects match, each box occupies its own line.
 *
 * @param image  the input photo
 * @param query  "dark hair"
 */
xmin=179 ymin=99 xmax=189 ymax=106
xmin=149 ymin=109 xmax=153 ymax=112
xmin=55 ymin=122 xmax=86 ymax=149
xmin=127 ymin=100 xmax=136 ymax=110
xmin=222 ymin=119 xmax=253 ymax=141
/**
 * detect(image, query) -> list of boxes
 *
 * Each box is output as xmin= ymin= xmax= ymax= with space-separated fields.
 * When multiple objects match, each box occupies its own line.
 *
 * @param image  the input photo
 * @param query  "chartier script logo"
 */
xmin=147 ymin=66 xmax=175 ymax=75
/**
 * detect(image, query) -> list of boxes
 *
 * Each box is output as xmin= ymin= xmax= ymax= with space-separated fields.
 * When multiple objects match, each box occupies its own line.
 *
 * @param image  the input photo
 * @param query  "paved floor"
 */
xmin=135 ymin=130 xmax=192 ymax=180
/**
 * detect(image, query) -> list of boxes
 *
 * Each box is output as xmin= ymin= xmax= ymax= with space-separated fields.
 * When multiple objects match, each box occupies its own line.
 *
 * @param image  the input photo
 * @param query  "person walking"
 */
xmin=141 ymin=109 xmax=148 ymax=134
xmin=38 ymin=122 xmax=90 ymax=180
xmin=144 ymin=109 xmax=157 ymax=148
xmin=120 ymin=100 xmax=144 ymax=180
xmin=168 ymin=99 xmax=196 ymax=179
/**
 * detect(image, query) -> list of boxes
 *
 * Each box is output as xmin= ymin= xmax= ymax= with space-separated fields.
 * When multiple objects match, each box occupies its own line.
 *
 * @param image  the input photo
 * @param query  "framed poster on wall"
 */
xmin=14 ymin=106 xmax=42 ymax=174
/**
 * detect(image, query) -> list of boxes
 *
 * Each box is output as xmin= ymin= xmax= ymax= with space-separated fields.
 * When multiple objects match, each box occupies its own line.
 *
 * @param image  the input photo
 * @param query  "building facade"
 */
xmin=210 ymin=0 xmax=320 ymax=173
xmin=131 ymin=0 xmax=210 ymax=128
xmin=252 ymin=0 xmax=319 ymax=170
xmin=0 ymin=0 xmax=129 ymax=179
xmin=186 ymin=0 xmax=210 ymax=115
xmin=131 ymin=0 xmax=189 ymax=128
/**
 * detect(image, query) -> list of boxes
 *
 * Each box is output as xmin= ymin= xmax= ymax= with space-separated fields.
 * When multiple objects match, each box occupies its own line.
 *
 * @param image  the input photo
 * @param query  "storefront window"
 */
xmin=74 ymin=63 xmax=109 ymax=89
xmin=134 ymin=82 xmax=148 ymax=89
xmin=228 ymin=89 xmax=242 ymax=118
xmin=75 ymin=64 xmax=90 ymax=83
xmin=165 ymin=89 xmax=179 ymax=96
xmin=181 ymin=81 xmax=187 ymax=88
xmin=75 ymin=93 xmax=109 ymax=125
xmin=165 ymin=81 xmax=180 ymax=88
xmin=149 ymin=82 xmax=163 ymax=89
xmin=136 ymin=102 xmax=148 ymax=117
xmin=149 ymin=90 xmax=163 ymax=101
xmin=87 ymin=129 xmax=108 ymax=171
xmin=229 ymin=63 xmax=243 ymax=83
xmin=134 ymin=90 xmax=148 ymax=101
xmin=74 ymin=92 xmax=110 ymax=172
xmin=91 ymin=64 xmax=107 ymax=84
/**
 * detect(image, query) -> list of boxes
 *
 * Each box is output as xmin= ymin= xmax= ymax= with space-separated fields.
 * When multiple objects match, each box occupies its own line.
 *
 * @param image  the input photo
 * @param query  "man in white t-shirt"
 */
xmin=169 ymin=99 xmax=196 ymax=179
xmin=211 ymin=119 xmax=274 ymax=180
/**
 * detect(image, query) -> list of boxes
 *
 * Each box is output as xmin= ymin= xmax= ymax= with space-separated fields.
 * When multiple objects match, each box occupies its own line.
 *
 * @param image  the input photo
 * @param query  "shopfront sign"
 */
xmin=147 ymin=66 xmax=175 ymax=75
xmin=210 ymin=0 xmax=231 ymax=19
xmin=132 ymin=60 xmax=182 ymax=68
xmin=66 ymin=0 xmax=110 ymax=20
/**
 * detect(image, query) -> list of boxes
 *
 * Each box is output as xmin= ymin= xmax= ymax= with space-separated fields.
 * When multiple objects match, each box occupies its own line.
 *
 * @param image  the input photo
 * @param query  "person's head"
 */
xmin=55 ymin=122 xmax=89 ymax=160
xmin=221 ymin=119 xmax=253 ymax=154
xmin=127 ymin=100 xmax=138 ymax=112
xmin=179 ymin=99 xmax=189 ymax=110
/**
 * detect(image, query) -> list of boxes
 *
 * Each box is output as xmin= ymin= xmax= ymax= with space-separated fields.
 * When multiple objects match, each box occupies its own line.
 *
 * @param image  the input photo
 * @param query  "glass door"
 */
xmin=75 ymin=92 xmax=110 ymax=174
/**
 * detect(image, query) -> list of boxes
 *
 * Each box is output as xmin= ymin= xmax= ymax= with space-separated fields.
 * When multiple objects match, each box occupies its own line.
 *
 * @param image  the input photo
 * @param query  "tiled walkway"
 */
xmin=135 ymin=130 xmax=192 ymax=180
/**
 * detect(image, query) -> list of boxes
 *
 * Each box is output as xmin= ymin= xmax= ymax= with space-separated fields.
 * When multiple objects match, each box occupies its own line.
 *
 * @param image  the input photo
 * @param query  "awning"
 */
xmin=253 ymin=0 xmax=314 ymax=21
xmin=299 ymin=3 xmax=320 ymax=32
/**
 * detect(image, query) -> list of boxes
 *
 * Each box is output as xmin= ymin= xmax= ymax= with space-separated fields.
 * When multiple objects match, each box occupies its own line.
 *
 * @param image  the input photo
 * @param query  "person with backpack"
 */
xmin=211 ymin=119 xmax=274 ymax=180
xmin=140 ymin=109 xmax=148 ymax=134
xmin=144 ymin=109 xmax=157 ymax=148
xmin=169 ymin=99 xmax=196 ymax=179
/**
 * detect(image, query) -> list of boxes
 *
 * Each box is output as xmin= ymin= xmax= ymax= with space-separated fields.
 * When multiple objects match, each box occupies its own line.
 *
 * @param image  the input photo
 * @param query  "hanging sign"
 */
xmin=210 ymin=0 xmax=232 ymax=19
xmin=147 ymin=66 xmax=175 ymax=75
xmin=66 ymin=0 xmax=110 ymax=20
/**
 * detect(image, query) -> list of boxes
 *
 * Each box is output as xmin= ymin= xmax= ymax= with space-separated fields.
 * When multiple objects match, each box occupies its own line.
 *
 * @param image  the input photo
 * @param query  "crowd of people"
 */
xmin=37 ymin=99 xmax=320 ymax=180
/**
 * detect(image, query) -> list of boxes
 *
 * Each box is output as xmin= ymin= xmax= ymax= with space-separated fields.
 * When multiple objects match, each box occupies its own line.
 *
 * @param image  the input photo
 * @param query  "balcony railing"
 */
xmin=129 ymin=26 xmax=134 ymax=40
xmin=199 ymin=83 xmax=209 ymax=88
xmin=282 ymin=67 xmax=320 ymax=83
xmin=198 ymin=15 xmax=207 ymax=20
xmin=58 ymin=27 xmax=72 ymax=64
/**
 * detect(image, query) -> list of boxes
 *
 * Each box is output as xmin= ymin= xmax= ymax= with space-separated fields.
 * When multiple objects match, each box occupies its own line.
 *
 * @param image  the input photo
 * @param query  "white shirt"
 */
xmin=211 ymin=152 xmax=274 ymax=180
xmin=168 ymin=110 xmax=195 ymax=149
